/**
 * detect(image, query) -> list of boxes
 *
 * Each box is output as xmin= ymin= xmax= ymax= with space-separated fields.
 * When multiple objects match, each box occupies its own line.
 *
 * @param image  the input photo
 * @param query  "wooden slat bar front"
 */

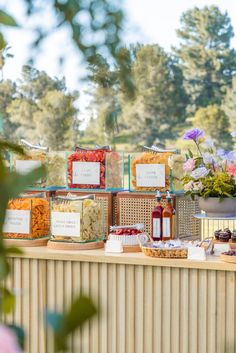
xmin=6 ymin=248 xmax=236 ymax=353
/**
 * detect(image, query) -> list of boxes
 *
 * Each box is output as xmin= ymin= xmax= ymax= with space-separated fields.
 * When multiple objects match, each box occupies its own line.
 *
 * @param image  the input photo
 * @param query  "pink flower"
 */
xmin=227 ymin=164 xmax=236 ymax=178
xmin=183 ymin=158 xmax=195 ymax=172
xmin=0 ymin=325 xmax=22 ymax=353
xmin=184 ymin=180 xmax=194 ymax=191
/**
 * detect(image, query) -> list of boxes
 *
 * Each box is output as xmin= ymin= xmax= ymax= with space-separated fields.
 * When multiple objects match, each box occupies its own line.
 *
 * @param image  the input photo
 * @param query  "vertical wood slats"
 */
xmin=5 ymin=257 xmax=236 ymax=353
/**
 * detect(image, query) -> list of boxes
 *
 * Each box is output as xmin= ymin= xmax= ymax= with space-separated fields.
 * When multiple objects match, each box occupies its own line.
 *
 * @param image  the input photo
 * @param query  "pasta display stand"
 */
xmin=47 ymin=239 xmax=104 ymax=250
xmin=4 ymin=237 xmax=49 ymax=247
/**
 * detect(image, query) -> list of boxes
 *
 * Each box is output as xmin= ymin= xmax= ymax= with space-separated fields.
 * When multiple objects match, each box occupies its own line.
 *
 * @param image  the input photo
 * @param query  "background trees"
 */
xmin=175 ymin=5 xmax=236 ymax=115
xmin=1 ymin=5 xmax=236 ymax=150
xmin=0 ymin=66 xmax=79 ymax=149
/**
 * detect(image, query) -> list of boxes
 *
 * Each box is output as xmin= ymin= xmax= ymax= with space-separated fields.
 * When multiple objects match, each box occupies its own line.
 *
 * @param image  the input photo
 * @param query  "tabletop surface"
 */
xmin=7 ymin=246 xmax=236 ymax=271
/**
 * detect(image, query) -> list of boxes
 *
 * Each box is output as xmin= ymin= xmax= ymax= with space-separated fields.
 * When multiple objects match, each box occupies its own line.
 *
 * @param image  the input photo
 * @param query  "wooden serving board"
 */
xmin=4 ymin=237 xmax=49 ymax=247
xmin=220 ymin=254 xmax=236 ymax=264
xmin=123 ymin=245 xmax=141 ymax=253
xmin=47 ymin=240 xmax=104 ymax=250
xmin=213 ymin=240 xmax=236 ymax=249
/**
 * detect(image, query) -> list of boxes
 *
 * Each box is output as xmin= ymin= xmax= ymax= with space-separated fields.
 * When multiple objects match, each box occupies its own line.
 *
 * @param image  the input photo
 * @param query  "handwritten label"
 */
xmin=162 ymin=217 xmax=171 ymax=237
xmin=188 ymin=247 xmax=206 ymax=260
xmin=3 ymin=210 xmax=31 ymax=234
xmin=153 ymin=218 xmax=161 ymax=238
xmin=136 ymin=164 xmax=165 ymax=187
xmin=15 ymin=160 xmax=42 ymax=175
xmin=105 ymin=240 xmax=123 ymax=253
xmin=72 ymin=162 xmax=100 ymax=185
xmin=51 ymin=212 xmax=80 ymax=237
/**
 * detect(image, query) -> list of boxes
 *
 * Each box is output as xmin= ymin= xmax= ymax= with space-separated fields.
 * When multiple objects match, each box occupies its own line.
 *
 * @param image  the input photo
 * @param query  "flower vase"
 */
xmin=199 ymin=197 xmax=236 ymax=217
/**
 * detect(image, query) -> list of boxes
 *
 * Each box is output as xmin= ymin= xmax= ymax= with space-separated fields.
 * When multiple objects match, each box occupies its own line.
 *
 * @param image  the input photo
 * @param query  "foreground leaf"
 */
xmin=0 ymin=10 xmax=18 ymax=27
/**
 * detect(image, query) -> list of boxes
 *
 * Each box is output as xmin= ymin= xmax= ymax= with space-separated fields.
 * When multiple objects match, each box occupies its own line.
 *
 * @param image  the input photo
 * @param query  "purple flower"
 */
xmin=231 ymin=132 xmax=236 ymax=137
xmin=217 ymin=149 xmax=236 ymax=162
xmin=183 ymin=128 xmax=204 ymax=141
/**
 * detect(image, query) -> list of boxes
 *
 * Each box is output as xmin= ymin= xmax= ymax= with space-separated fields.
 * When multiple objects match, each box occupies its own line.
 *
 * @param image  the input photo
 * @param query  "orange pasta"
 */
xmin=131 ymin=152 xmax=172 ymax=192
xmin=4 ymin=197 xmax=49 ymax=239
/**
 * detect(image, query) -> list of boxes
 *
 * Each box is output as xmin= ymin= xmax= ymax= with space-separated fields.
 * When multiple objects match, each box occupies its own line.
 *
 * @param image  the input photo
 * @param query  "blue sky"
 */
xmin=1 ymin=0 xmax=236 ymax=124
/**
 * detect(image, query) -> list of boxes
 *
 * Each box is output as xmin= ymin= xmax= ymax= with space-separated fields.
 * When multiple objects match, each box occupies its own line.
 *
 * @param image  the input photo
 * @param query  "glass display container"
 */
xmin=47 ymin=151 xmax=66 ymax=188
xmin=11 ymin=140 xmax=48 ymax=188
xmin=129 ymin=150 xmax=174 ymax=192
xmin=3 ymin=193 xmax=49 ymax=239
xmin=67 ymin=147 xmax=124 ymax=190
xmin=50 ymin=194 xmax=104 ymax=243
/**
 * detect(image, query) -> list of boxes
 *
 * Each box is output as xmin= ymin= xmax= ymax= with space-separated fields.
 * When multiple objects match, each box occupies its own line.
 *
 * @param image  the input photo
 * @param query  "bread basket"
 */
xmin=141 ymin=242 xmax=188 ymax=258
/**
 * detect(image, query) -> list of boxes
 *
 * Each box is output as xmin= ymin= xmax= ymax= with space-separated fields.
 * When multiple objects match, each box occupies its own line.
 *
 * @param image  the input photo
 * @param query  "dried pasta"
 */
xmin=4 ymin=197 xmax=49 ymax=239
xmin=51 ymin=198 xmax=102 ymax=242
xmin=131 ymin=151 xmax=172 ymax=191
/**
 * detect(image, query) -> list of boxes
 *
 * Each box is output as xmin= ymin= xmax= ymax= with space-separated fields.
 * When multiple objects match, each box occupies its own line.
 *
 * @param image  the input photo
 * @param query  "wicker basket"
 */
xmin=141 ymin=244 xmax=188 ymax=258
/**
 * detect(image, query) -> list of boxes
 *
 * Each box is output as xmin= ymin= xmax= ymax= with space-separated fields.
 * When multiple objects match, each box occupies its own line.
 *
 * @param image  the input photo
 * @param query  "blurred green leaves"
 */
xmin=0 ymin=11 xmax=18 ymax=49
xmin=0 ymin=11 xmax=17 ymax=27
xmin=46 ymin=295 xmax=97 ymax=352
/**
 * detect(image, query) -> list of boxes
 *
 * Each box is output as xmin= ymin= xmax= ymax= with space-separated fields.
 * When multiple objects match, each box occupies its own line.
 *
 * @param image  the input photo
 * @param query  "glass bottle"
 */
xmin=162 ymin=191 xmax=175 ymax=240
xmin=151 ymin=190 xmax=163 ymax=241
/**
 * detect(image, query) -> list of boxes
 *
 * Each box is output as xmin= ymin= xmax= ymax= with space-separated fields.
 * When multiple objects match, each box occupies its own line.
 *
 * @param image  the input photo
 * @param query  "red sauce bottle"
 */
xmin=151 ymin=190 xmax=163 ymax=241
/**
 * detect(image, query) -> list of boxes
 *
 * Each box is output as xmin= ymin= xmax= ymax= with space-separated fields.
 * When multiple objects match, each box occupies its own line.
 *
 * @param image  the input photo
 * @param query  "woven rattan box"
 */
xmin=115 ymin=192 xmax=201 ymax=239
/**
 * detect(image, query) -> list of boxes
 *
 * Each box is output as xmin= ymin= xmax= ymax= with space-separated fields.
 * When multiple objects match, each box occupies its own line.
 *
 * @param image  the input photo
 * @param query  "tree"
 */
xmin=5 ymin=66 xmax=79 ymax=149
xmin=86 ymin=54 xmax=120 ymax=145
xmin=175 ymin=6 xmax=236 ymax=114
xmin=121 ymin=44 xmax=188 ymax=146
xmin=223 ymin=76 xmax=236 ymax=131
xmin=86 ymin=44 xmax=188 ymax=147
xmin=0 ymin=79 xmax=17 ymax=138
xmin=191 ymin=105 xmax=232 ymax=148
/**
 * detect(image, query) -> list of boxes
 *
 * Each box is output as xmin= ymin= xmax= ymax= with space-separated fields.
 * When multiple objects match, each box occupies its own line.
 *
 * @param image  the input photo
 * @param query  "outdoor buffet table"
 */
xmin=5 ymin=248 xmax=236 ymax=353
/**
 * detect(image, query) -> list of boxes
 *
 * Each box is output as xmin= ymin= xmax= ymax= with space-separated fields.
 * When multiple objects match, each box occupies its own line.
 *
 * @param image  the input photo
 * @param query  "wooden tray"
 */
xmin=47 ymin=240 xmax=104 ymax=250
xmin=220 ymin=254 xmax=236 ymax=264
xmin=123 ymin=245 xmax=141 ymax=253
xmin=4 ymin=237 xmax=49 ymax=247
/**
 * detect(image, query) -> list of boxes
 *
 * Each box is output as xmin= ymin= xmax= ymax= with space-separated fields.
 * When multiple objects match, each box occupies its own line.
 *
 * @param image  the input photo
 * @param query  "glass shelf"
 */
xmin=194 ymin=213 xmax=236 ymax=220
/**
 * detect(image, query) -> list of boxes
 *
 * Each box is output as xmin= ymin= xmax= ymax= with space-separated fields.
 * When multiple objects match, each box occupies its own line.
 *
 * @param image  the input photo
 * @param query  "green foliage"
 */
xmin=191 ymin=105 xmax=232 ymax=148
xmin=1 ymin=66 xmax=79 ymax=149
xmin=86 ymin=44 xmax=188 ymax=147
xmin=0 ymin=11 xmax=17 ymax=27
xmin=201 ymin=172 xmax=236 ymax=199
xmin=223 ymin=76 xmax=236 ymax=132
xmin=1 ymin=287 xmax=15 ymax=314
xmin=46 ymin=295 xmax=97 ymax=352
xmin=8 ymin=324 xmax=25 ymax=349
xmin=0 ymin=11 xmax=17 ymax=49
xmin=175 ymin=5 xmax=236 ymax=114
xmin=0 ymin=138 xmax=98 ymax=351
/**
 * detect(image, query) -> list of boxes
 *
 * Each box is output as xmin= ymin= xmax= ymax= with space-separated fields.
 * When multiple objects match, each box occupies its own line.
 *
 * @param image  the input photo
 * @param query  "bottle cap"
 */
xmin=166 ymin=191 xmax=172 ymax=200
xmin=156 ymin=190 xmax=161 ymax=200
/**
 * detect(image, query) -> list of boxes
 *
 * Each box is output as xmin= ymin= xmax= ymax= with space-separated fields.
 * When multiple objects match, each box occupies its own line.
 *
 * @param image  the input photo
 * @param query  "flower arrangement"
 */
xmin=182 ymin=128 xmax=236 ymax=199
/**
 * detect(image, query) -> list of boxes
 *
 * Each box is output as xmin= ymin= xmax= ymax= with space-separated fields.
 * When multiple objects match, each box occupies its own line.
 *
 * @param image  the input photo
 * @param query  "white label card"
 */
xmin=51 ymin=212 xmax=80 ymax=237
xmin=3 ymin=210 xmax=31 ymax=234
xmin=72 ymin=162 xmax=100 ymax=185
xmin=163 ymin=217 xmax=171 ymax=237
xmin=15 ymin=160 xmax=42 ymax=175
xmin=136 ymin=164 xmax=165 ymax=187
xmin=153 ymin=218 xmax=161 ymax=238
